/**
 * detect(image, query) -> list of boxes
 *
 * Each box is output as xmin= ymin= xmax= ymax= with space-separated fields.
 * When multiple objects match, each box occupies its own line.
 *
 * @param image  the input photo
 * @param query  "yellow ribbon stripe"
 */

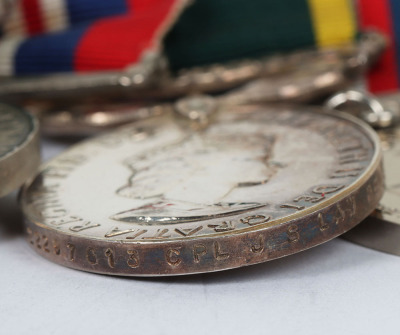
xmin=308 ymin=0 xmax=357 ymax=47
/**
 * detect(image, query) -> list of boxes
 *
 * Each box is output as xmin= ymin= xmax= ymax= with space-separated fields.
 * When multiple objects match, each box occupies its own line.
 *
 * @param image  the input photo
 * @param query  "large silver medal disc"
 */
xmin=20 ymin=105 xmax=383 ymax=276
xmin=0 ymin=103 xmax=40 ymax=197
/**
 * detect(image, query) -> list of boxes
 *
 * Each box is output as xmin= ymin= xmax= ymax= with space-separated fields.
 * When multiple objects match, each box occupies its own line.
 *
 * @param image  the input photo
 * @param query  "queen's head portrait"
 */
xmin=111 ymin=122 xmax=282 ymax=224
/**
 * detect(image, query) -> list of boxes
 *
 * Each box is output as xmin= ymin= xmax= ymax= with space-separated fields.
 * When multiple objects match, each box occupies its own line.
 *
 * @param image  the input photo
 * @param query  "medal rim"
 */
xmin=0 ymin=103 xmax=40 ymax=197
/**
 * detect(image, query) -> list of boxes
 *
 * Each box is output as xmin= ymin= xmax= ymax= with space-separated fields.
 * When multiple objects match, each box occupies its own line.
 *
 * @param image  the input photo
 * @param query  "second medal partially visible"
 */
xmin=20 ymin=103 xmax=383 ymax=276
xmin=0 ymin=103 xmax=40 ymax=197
xmin=344 ymin=126 xmax=400 ymax=254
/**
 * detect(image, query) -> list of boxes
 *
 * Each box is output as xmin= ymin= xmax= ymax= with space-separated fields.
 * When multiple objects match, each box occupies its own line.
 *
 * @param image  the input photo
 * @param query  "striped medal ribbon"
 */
xmin=0 ymin=0 xmax=186 ymax=75
xmin=358 ymin=0 xmax=400 ymax=94
xmin=0 ymin=0 xmax=357 ymax=76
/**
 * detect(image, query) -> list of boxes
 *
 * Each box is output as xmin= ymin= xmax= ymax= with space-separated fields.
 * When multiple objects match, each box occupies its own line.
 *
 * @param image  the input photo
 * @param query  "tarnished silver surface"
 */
xmin=0 ymin=103 xmax=40 ymax=197
xmin=21 ymin=104 xmax=383 ymax=276
xmin=0 ymin=31 xmax=385 ymax=107
xmin=37 ymin=65 xmax=355 ymax=137
xmin=34 ymin=102 xmax=172 ymax=137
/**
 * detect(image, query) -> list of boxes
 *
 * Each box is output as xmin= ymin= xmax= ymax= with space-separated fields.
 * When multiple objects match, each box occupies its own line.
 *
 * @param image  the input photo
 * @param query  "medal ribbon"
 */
xmin=165 ymin=0 xmax=358 ymax=70
xmin=0 ymin=0 xmax=185 ymax=75
xmin=308 ymin=0 xmax=356 ymax=47
xmin=0 ymin=0 xmax=357 ymax=76
xmin=357 ymin=0 xmax=400 ymax=93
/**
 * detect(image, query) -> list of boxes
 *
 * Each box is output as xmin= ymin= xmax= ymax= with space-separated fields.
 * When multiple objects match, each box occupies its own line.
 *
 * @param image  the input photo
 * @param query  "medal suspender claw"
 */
xmin=325 ymin=89 xmax=396 ymax=128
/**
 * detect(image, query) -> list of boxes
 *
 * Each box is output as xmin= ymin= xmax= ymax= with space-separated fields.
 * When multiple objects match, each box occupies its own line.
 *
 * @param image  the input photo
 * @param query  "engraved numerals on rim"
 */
xmin=287 ymin=225 xmax=300 ymax=243
xmin=27 ymin=227 xmax=59 ymax=255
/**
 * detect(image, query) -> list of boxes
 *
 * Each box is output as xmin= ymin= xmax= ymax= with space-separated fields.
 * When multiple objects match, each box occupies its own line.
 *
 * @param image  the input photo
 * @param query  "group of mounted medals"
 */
xmin=1 ymin=31 xmax=399 ymax=276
